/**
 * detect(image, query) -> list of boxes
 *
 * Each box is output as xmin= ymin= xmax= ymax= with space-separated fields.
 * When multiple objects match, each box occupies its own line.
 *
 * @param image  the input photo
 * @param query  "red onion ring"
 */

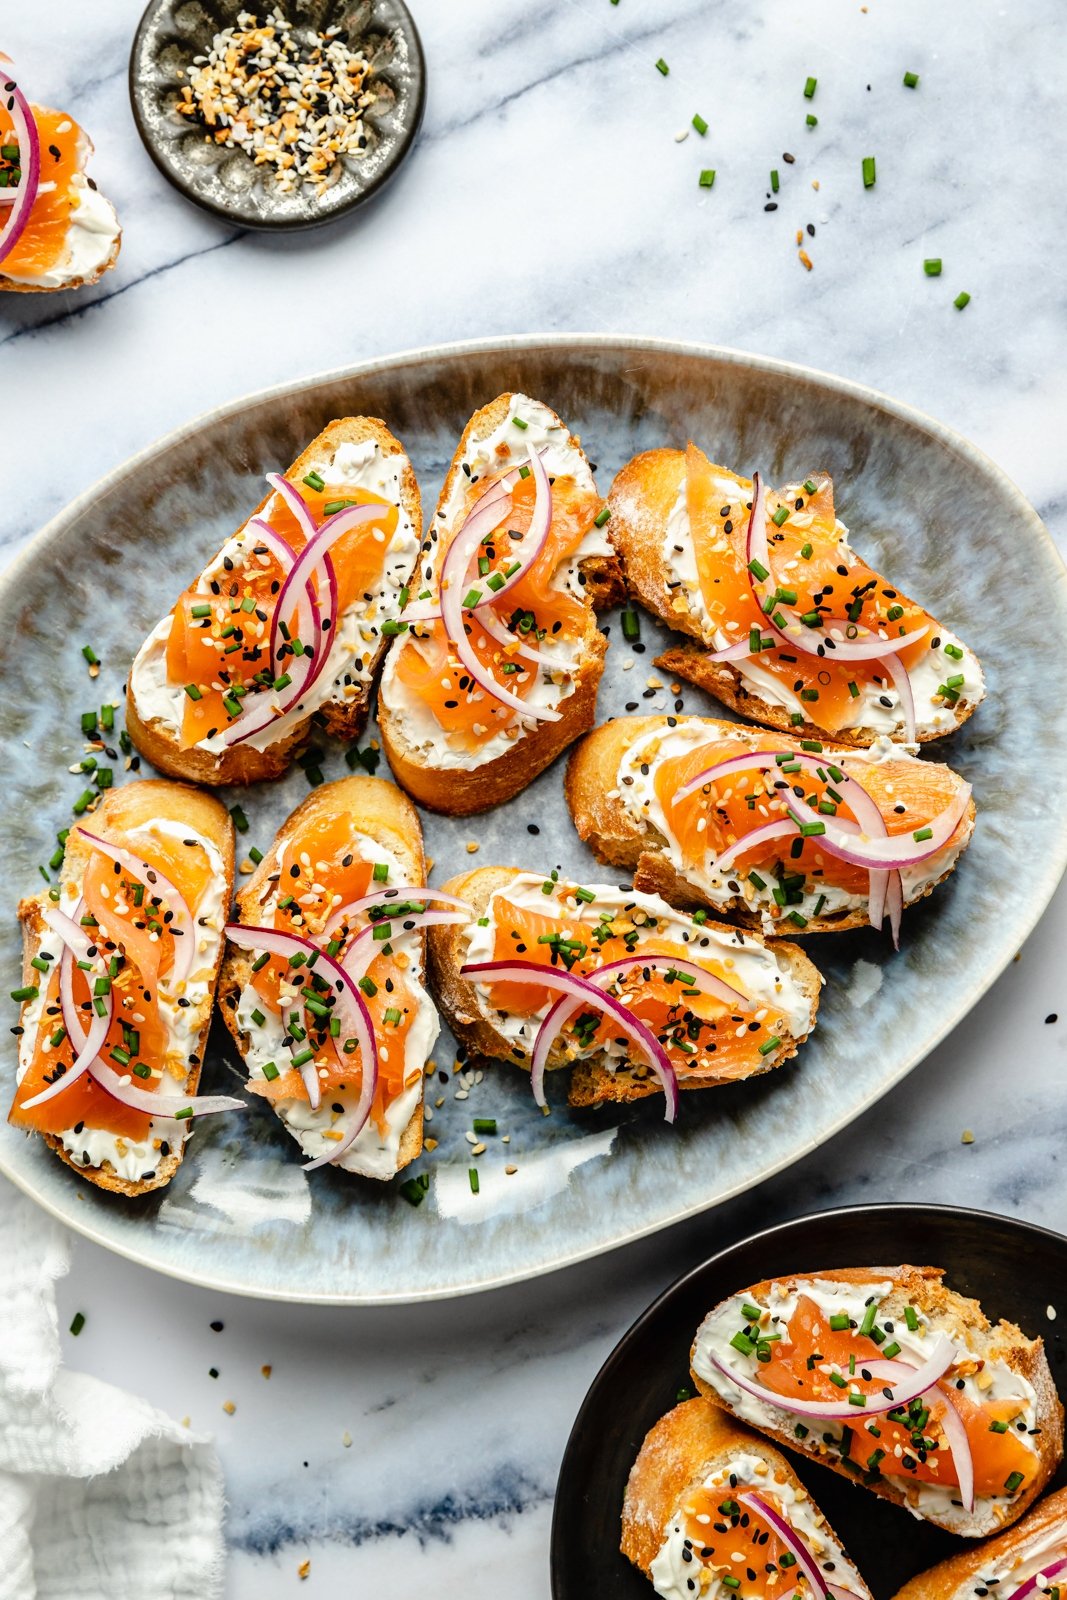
xmin=323 ymin=884 xmax=472 ymax=939
xmin=25 ymin=908 xmax=243 ymax=1119
xmin=437 ymin=450 xmax=562 ymax=723
xmin=864 ymin=1357 xmax=975 ymax=1511
xmin=476 ymin=606 xmax=556 ymax=666
xmin=738 ymin=1493 xmax=835 ymax=1600
xmin=705 ymin=1330 xmax=957 ymax=1418
xmin=529 ymin=952 xmax=752 ymax=1109
xmin=0 ymin=72 xmax=40 ymax=268
xmin=245 ymin=513 xmax=320 ymax=646
xmin=299 ymin=1055 xmax=321 ymax=1111
xmin=674 ymin=747 xmax=954 ymax=930
xmin=462 ymin=958 xmax=679 ymax=1121
xmin=79 ymin=831 xmax=196 ymax=984
xmin=711 ymin=819 xmax=800 ymax=876
xmin=225 ymin=923 xmax=378 ymax=1169
xmin=1010 ymin=1559 xmax=1067 ymax=1600
xmin=339 ymin=908 xmax=469 ymax=985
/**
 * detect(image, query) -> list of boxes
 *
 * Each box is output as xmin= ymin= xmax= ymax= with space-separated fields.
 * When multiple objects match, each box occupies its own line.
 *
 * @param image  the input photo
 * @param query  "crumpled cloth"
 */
xmin=0 ymin=1183 xmax=224 ymax=1600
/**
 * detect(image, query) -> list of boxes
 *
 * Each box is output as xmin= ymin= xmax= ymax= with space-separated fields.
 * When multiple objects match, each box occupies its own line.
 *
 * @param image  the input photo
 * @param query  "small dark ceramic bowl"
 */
xmin=129 ymin=0 xmax=426 ymax=230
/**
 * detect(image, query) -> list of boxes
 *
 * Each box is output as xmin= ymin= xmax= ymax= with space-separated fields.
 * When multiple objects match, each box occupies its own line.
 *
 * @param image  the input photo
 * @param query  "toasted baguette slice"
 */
xmin=566 ymin=714 xmax=976 ymax=936
xmin=377 ymin=392 xmax=625 ymax=816
xmin=891 ymin=1485 xmax=1067 ymax=1600
xmin=623 ymin=1398 xmax=874 ymax=1598
xmin=218 ymin=776 xmax=435 ymax=1179
xmin=127 ymin=417 xmax=422 ymax=787
xmin=608 ymin=446 xmax=985 ymax=747
xmin=426 ymin=866 xmax=821 ymax=1111
xmin=691 ymin=1266 xmax=1064 ymax=1537
xmin=9 ymin=781 xmax=235 ymax=1196
xmin=0 ymin=102 xmax=121 ymax=293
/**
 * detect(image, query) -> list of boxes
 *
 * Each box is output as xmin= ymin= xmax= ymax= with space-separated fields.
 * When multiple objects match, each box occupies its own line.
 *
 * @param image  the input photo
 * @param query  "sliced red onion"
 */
xmin=886 ymin=869 xmax=904 ymax=950
xmin=339 ymin=908 xmax=469 ymax=984
xmin=245 ymin=514 xmax=320 ymax=645
xmin=265 ymin=471 xmax=318 ymax=545
xmin=711 ymin=819 xmax=799 ymax=876
xmin=80 ymin=831 xmax=196 ymax=984
xmin=477 ymin=606 xmax=555 ymax=666
xmin=19 ymin=966 xmax=111 ymax=1111
xmin=225 ymin=923 xmax=378 ymax=1166
xmin=673 ymin=747 xmax=957 ymax=929
xmin=0 ymin=73 xmax=40 ymax=268
xmin=528 ymin=953 xmax=752 ymax=1109
xmin=26 ymin=909 xmax=243 ymax=1119
xmin=1011 ymin=1559 xmax=1067 ymax=1600
xmin=299 ymin=1054 xmax=321 ymax=1111
xmin=471 ymin=439 xmax=553 ymax=613
xmin=879 ymin=647 xmax=918 ymax=744
xmin=437 ymin=454 xmax=561 ymax=723
xmin=864 ymin=1357 xmax=975 ymax=1511
xmin=462 ymin=958 xmax=678 ymax=1121
xmin=738 ymin=1493 xmax=831 ymax=1600
xmin=706 ymin=1331 xmax=957 ymax=1418
xmin=323 ymin=884 xmax=472 ymax=938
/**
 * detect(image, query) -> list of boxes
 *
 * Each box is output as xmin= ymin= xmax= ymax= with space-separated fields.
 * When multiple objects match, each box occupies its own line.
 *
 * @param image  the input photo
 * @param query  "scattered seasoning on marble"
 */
xmin=954 ymin=291 xmax=971 ymax=310
xmin=261 ymin=1364 xmax=273 ymax=1378
xmin=175 ymin=8 xmax=376 ymax=195
xmin=466 ymin=841 xmax=479 ymax=854
xmin=798 ymin=249 xmax=813 ymax=271
xmin=298 ymin=1559 xmax=311 ymax=1580
xmin=1046 ymin=1014 xmax=1058 ymax=1024
xmin=903 ymin=70 xmax=920 ymax=88
xmin=505 ymin=1164 xmax=518 ymax=1175
xmin=222 ymin=1399 xmax=236 ymax=1415
xmin=862 ymin=155 xmax=877 ymax=188
xmin=468 ymin=1167 xmax=480 ymax=1194
xmin=961 ymin=1128 xmax=975 ymax=1145
xmin=655 ymin=57 xmax=670 ymax=76
xmin=342 ymin=1430 xmax=352 ymax=1448
xmin=209 ymin=1366 xmax=219 ymax=1379
xmin=69 ymin=1310 xmax=86 ymax=1336
xmin=210 ymin=1319 xmax=224 ymax=1332
xmin=699 ymin=169 xmax=716 ymax=189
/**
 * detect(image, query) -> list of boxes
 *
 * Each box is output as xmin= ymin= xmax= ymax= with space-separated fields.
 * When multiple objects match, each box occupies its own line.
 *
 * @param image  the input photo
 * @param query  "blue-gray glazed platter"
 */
xmin=2 ymin=334 xmax=1065 ymax=1304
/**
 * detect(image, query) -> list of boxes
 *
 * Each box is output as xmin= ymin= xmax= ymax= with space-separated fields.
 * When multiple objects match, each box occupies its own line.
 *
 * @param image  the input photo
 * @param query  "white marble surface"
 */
xmin=3 ymin=0 xmax=1067 ymax=1594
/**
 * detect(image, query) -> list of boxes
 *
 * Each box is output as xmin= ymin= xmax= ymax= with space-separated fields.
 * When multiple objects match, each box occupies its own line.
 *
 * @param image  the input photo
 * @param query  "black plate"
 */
xmin=551 ymin=1204 xmax=1067 ymax=1600
xmin=129 ymin=0 xmax=425 ymax=230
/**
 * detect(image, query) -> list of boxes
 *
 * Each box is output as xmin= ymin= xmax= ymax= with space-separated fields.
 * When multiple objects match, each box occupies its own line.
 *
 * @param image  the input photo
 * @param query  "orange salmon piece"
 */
xmin=1 ymin=107 xmax=87 ymax=279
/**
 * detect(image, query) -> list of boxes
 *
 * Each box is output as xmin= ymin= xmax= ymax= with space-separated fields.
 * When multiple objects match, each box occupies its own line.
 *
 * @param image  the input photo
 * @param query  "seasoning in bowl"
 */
xmin=174 ymin=7 xmax=376 ymax=194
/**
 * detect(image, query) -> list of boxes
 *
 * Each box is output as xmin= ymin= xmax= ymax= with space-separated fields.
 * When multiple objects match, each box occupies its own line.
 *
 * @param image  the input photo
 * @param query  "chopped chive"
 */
xmin=468 ymin=1168 xmax=481 ymax=1194
xmin=741 ymin=1301 xmax=763 ymax=1321
xmin=72 ymin=789 xmax=95 ymax=815
xmin=132 ymin=1062 xmax=152 ymax=1079
xmin=800 ymin=739 xmax=823 ymax=752
xmin=799 ymin=820 xmax=825 ymax=837
xmin=11 ymin=984 xmax=39 ymax=1002
xmin=989 ymin=1419 xmax=1010 ymax=1434
xmin=511 ymin=415 xmax=528 ymax=430
xmin=594 ymin=505 xmax=612 ymax=527
xmin=249 ymin=846 xmax=264 ymax=866
xmin=251 ymin=952 xmax=270 ymax=973
xmin=730 ymin=1330 xmax=756 ymax=1355
xmin=849 ymin=1392 xmax=868 ymax=1407
xmin=259 ymin=1060 xmax=279 ymax=1081
xmin=230 ymin=805 xmax=249 ymax=834
xmin=699 ymin=168 xmax=716 ymax=188
xmin=748 ymin=870 xmax=767 ymax=890
xmin=903 ymin=70 xmax=920 ymax=87
xmin=770 ymin=168 xmax=780 ymax=193
xmin=771 ymin=506 xmax=789 ymax=527
xmin=829 ymin=1312 xmax=851 ymax=1331
xmin=655 ymin=57 xmax=669 ymax=75
xmin=251 ymin=1008 xmax=266 ymax=1027
xmin=882 ymin=1340 xmax=901 ymax=1359
xmin=748 ymin=558 xmax=769 ymax=581
xmin=81 ymin=645 xmax=99 ymax=665
xmin=944 ymin=642 xmax=964 ymax=660
xmin=692 ymin=112 xmax=708 ymax=135
xmin=804 ymin=76 xmax=817 ymax=98
xmin=323 ymin=498 xmax=356 ymax=515
xmin=100 ymin=703 xmax=115 ymax=732
xmin=94 ymin=768 xmax=113 ymax=790
xmin=358 ymin=976 xmax=378 ymax=997
xmin=383 ymin=1007 xmax=402 ymax=1026
xmin=574 ymin=886 xmax=596 ymax=904
xmin=399 ymin=1176 xmax=426 ymax=1207
xmin=802 ymin=478 xmax=817 ymax=494
xmin=302 ymin=470 xmax=325 ymax=491
xmin=800 ymin=688 xmax=819 ymax=702
xmin=800 ymin=542 xmax=813 ymax=558
xmin=184 ymin=684 xmax=203 ymax=701
xmin=862 ymin=155 xmax=877 ymax=188
xmin=69 ymin=1311 xmax=86 ymax=1336
xmin=462 ymin=587 xmax=482 ymax=609
xmin=518 ymin=464 xmax=530 ymax=480
xmin=1005 ymin=1471 xmax=1025 ymax=1494
xmin=954 ymin=290 xmax=971 ymax=310
xmin=913 ymin=826 xmax=933 ymax=842
xmin=691 ymin=909 xmax=708 ymax=924
xmin=621 ymin=608 xmax=641 ymax=642
xmin=80 ymin=711 xmax=97 ymax=735
xmin=904 ymin=1305 xmax=920 ymax=1331
xmin=273 ymin=672 xmax=292 ymax=691
xmin=291 ymin=1048 xmax=314 ymax=1069
xmin=924 ymin=258 xmax=942 ymax=277
xmin=758 ymin=1036 xmax=782 ymax=1056
xmin=372 ymin=862 xmax=390 ymax=883
xmin=806 ymin=113 xmax=818 ymax=127
xmin=473 ymin=1118 xmax=497 ymax=1135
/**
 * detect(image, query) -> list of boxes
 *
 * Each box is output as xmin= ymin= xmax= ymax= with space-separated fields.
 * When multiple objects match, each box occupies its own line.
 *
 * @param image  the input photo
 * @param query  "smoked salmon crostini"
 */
xmin=126 ymin=417 xmax=422 ymax=787
xmin=426 ymin=867 xmax=821 ymax=1118
xmin=607 ymin=445 xmax=984 ymax=747
xmin=219 ymin=776 xmax=464 ymax=1180
xmin=377 ymin=392 xmax=626 ymax=816
xmin=567 ymin=715 xmax=975 ymax=943
xmin=622 ymin=1400 xmax=874 ymax=1600
xmin=0 ymin=59 xmax=120 ymax=292
xmin=690 ymin=1267 xmax=1064 ymax=1538
xmin=890 ymin=1485 xmax=1067 ymax=1600
xmin=8 ymin=781 xmax=242 ymax=1195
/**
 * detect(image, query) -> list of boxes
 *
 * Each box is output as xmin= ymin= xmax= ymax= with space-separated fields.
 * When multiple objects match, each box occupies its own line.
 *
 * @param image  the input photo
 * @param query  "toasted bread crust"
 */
xmin=566 ymin=714 xmax=976 ymax=935
xmin=217 ymin=775 xmax=428 ymax=1176
xmin=0 ymin=109 xmax=121 ymax=294
xmin=126 ymin=416 xmax=421 ymax=787
xmin=426 ymin=865 xmax=822 ymax=1108
xmin=12 ymin=780 xmax=235 ymax=1196
xmin=690 ymin=1266 xmax=1065 ymax=1538
xmin=890 ymin=1485 xmax=1067 ymax=1600
xmin=377 ymin=393 xmax=625 ymax=816
xmin=622 ymin=1399 xmax=872 ymax=1592
xmin=608 ymin=448 xmax=980 ymax=747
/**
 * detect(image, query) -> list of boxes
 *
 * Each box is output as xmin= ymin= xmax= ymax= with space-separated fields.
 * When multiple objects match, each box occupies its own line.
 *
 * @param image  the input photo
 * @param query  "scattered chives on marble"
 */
xmin=699 ymin=169 xmax=716 ymax=188
xmin=862 ymin=156 xmax=877 ymax=188
xmin=903 ymin=70 xmax=920 ymax=87
xmin=954 ymin=291 xmax=971 ymax=310
xmin=924 ymin=258 xmax=942 ymax=276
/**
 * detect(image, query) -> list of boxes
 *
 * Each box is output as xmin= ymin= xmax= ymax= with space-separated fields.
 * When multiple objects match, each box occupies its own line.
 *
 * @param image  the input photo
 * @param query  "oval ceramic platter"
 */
xmin=2 ymin=336 xmax=1065 ymax=1304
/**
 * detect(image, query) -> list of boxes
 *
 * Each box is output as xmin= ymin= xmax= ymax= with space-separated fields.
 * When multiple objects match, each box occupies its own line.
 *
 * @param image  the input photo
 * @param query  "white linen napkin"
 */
xmin=0 ymin=1182 xmax=225 ymax=1600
